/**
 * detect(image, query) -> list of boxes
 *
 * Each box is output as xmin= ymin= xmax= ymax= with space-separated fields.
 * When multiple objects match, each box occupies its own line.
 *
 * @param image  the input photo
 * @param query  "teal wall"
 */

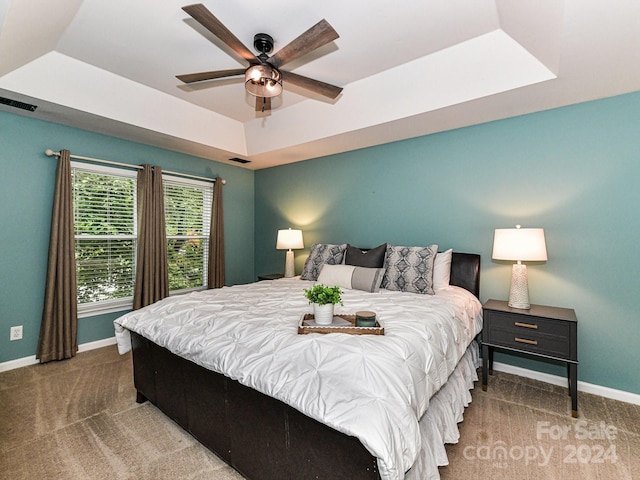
xmin=3 ymin=91 xmax=639 ymax=395
xmin=0 ymin=111 xmax=255 ymax=363
xmin=255 ymin=91 xmax=640 ymax=396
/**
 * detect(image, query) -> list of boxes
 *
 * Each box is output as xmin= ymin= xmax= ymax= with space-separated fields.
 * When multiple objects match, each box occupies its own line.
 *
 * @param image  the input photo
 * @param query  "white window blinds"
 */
xmin=164 ymin=176 xmax=212 ymax=291
xmin=72 ymin=164 xmax=137 ymax=310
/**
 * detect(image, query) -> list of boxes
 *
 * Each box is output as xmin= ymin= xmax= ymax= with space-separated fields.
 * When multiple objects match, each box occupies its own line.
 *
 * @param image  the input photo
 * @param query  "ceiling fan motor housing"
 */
xmin=253 ymin=33 xmax=274 ymax=55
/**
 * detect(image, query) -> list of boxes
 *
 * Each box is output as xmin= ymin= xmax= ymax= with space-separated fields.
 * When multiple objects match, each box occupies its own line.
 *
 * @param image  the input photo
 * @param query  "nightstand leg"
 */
xmin=482 ymin=344 xmax=489 ymax=391
xmin=488 ymin=347 xmax=494 ymax=375
xmin=569 ymin=363 xmax=578 ymax=417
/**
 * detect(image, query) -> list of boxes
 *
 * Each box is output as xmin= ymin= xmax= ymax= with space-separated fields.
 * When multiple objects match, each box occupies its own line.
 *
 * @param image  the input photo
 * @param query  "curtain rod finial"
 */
xmin=45 ymin=148 xmax=57 ymax=157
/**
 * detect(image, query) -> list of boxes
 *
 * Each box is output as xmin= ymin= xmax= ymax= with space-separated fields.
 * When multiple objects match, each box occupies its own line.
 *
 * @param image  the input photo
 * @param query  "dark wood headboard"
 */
xmin=450 ymin=252 xmax=481 ymax=299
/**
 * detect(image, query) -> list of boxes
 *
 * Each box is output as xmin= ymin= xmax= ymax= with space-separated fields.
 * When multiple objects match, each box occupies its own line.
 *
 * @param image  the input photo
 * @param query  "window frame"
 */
xmin=72 ymin=161 xmax=138 ymax=317
xmin=163 ymin=174 xmax=213 ymax=296
xmin=72 ymin=163 xmax=213 ymax=317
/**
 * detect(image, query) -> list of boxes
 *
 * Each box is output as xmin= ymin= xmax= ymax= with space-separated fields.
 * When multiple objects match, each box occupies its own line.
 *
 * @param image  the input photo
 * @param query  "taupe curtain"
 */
xmin=37 ymin=150 xmax=78 ymax=363
xmin=207 ymin=177 xmax=225 ymax=288
xmin=133 ymin=165 xmax=169 ymax=309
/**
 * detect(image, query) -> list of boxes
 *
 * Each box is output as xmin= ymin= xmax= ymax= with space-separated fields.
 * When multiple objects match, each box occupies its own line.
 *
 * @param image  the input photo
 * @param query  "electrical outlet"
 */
xmin=10 ymin=325 xmax=23 ymax=341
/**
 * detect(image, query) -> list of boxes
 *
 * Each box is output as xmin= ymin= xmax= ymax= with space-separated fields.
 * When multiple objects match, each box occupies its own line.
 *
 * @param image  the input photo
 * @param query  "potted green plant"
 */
xmin=303 ymin=284 xmax=343 ymax=325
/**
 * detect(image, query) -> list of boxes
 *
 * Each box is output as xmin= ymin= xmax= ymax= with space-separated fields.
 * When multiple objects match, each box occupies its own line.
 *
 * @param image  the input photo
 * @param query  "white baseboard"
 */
xmin=492 ymin=361 xmax=640 ymax=406
xmin=77 ymin=336 xmax=117 ymax=352
xmin=0 ymin=354 xmax=38 ymax=372
xmin=0 ymin=337 xmax=117 ymax=373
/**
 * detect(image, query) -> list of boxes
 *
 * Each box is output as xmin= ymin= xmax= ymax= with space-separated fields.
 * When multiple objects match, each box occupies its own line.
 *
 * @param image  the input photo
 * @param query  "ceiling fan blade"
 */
xmin=255 ymin=96 xmax=272 ymax=112
xmin=281 ymin=71 xmax=343 ymax=99
xmin=182 ymin=4 xmax=259 ymax=65
xmin=176 ymin=68 xmax=246 ymax=84
xmin=268 ymin=19 xmax=339 ymax=69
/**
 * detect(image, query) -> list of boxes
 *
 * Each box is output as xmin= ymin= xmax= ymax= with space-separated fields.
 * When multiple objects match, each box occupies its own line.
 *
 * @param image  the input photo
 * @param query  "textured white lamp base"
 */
xmin=508 ymin=263 xmax=531 ymax=309
xmin=284 ymin=250 xmax=295 ymax=278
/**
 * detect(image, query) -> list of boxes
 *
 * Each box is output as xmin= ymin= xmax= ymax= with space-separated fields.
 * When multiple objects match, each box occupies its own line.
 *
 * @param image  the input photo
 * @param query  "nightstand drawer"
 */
xmin=484 ymin=310 xmax=577 ymax=361
xmin=487 ymin=324 xmax=572 ymax=359
xmin=488 ymin=311 xmax=572 ymax=338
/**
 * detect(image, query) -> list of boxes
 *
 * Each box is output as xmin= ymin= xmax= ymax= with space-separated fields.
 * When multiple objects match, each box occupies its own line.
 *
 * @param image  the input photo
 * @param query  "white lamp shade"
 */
xmin=492 ymin=228 xmax=547 ymax=262
xmin=276 ymin=229 xmax=304 ymax=250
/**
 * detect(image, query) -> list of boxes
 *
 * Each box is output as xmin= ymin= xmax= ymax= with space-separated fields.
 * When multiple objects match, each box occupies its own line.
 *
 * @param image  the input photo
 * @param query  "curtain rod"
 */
xmin=44 ymin=149 xmax=226 ymax=185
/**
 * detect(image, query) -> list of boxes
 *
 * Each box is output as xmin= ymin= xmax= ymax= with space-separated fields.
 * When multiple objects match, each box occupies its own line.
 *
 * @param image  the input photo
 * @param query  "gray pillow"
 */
xmin=300 ymin=243 xmax=347 ymax=281
xmin=382 ymin=244 xmax=438 ymax=295
xmin=351 ymin=266 xmax=385 ymax=293
xmin=345 ymin=243 xmax=387 ymax=268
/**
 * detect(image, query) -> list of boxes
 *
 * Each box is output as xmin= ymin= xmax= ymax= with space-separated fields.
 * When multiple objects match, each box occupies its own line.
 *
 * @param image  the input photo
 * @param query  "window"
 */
xmin=72 ymin=163 xmax=213 ymax=315
xmin=72 ymin=163 xmax=137 ymax=315
xmin=164 ymin=176 xmax=212 ymax=292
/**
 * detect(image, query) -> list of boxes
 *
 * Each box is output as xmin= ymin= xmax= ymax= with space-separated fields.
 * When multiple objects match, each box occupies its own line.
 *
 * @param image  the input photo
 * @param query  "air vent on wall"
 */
xmin=0 ymin=96 xmax=38 ymax=112
xmin=229 ymin=157 xmax=251 ymax=164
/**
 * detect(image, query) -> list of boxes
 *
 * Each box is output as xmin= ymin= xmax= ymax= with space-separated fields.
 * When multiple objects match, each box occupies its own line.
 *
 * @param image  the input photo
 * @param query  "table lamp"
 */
xmin=276 ymin=228 xmax=304 ymax=278
xmin=492 ymin=225 xmax=547 ymax=309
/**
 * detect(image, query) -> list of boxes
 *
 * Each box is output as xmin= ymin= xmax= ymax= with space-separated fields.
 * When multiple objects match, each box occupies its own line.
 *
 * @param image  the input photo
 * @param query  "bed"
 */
xmin=114 ymin=250 xmax=481 ymax=480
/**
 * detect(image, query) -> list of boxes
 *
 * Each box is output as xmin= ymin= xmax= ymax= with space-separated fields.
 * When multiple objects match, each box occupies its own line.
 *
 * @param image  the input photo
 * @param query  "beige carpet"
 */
xmin=441 ymin=372 xmax=640 ymax=479
xmin=0 ymin=346 xmax=242 ymax=480
xmin=1 ymin=345 xmax=638 ymax=480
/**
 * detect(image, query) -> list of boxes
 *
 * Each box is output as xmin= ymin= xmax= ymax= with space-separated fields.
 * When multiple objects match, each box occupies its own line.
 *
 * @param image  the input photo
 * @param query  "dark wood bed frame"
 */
xmin=131 ymin=252 xmax=480 ymax=480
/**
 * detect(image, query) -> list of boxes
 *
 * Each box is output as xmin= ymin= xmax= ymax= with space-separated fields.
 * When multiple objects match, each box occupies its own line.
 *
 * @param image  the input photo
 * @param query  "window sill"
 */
xmin=77 ymin=288 xmax=207 ymax=318
xmin=78 ymin=299 xmax=133 ymax=318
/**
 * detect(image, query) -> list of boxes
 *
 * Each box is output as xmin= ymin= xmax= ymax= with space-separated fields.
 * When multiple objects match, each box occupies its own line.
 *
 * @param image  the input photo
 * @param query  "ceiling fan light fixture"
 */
xmin=245 ymin=64 xmax=283 ymax=98
xmin=178 ymin=6 xmax=342 ymax=111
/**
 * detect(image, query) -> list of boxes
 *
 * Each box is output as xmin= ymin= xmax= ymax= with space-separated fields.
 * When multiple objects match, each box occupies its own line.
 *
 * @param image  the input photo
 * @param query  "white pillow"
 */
xmin=433 ymin=249 xmax=453 ymax=290
xmin=316 ymin=264 xmax=384 ymax=293
xmin=317 ymin=264 xmax=353 ymax=287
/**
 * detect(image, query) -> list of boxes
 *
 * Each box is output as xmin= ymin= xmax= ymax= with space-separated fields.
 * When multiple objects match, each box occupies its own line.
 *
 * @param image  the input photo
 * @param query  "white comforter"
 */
xmin=114 ymin=278 xmax=482 ymax=480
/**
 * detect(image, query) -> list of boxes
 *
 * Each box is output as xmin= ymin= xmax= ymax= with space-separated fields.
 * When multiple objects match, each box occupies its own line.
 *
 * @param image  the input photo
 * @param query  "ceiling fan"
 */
xmin=176 ymin=4 xmax=343 ymax=112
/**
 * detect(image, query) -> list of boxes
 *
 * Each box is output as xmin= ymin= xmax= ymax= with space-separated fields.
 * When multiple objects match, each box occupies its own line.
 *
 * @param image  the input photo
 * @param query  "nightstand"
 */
xmin=482 ymin=299 xmax=579 ymax=417
xmin=258 ymin=273 xmax=284 ymax=281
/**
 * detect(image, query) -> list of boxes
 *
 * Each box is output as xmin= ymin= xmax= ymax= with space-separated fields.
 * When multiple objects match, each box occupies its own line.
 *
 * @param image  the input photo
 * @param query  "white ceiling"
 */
xmin=1 ymin=0 xmax=639 ymax=169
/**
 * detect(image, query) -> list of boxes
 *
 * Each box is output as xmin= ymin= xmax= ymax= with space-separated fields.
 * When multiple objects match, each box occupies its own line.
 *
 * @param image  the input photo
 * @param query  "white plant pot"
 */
xmin=313 ymin=303 xmax=334 ymax=325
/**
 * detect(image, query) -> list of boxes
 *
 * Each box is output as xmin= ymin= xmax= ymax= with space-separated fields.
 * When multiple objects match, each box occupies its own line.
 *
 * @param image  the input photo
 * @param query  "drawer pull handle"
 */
xmin=515 ymin=321 xmax=538 ymax=329
xmin=515 ymin=337 xmax=538 ymax=346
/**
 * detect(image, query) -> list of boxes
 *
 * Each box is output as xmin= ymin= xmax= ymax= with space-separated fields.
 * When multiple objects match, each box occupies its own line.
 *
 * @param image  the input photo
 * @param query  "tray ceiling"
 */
xmin=1 ymin=0 xmax=639 ymax=169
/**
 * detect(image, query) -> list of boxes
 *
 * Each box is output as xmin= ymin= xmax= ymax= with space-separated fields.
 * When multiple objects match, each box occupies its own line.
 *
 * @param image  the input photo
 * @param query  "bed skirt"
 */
xmin=406 ymin=341 xmax=479 ymax=480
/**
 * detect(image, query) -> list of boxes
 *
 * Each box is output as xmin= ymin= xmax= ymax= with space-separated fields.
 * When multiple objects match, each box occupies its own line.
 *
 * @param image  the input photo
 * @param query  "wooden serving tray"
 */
xmin=298 ymin=314 xmax=384 ymax=335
